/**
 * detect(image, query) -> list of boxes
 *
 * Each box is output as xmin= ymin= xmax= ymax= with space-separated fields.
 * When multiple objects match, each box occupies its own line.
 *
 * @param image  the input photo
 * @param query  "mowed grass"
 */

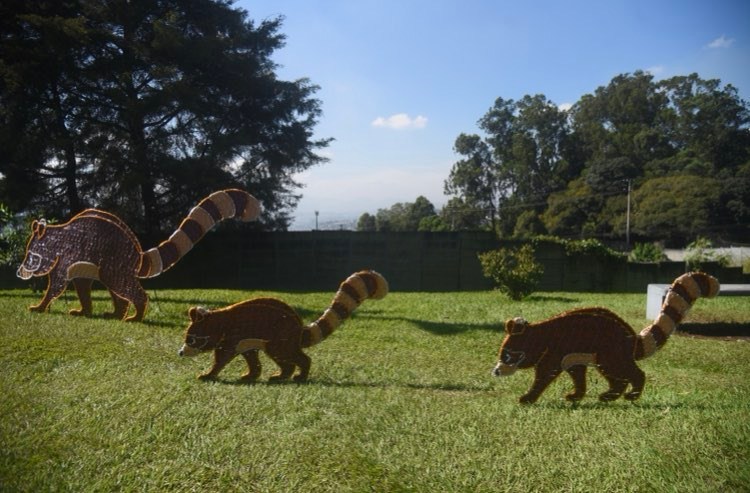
xmin=1 ymin=286 xmax=749 ymax=492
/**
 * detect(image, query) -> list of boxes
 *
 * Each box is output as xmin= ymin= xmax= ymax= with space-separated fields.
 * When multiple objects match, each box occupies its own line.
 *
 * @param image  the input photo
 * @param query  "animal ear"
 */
xmin=188 ymin=306 xmax=208 ymax=322
xmin=507 ymin=317 xmax=527 ymax=335
xmin=32 ymin=219 xmax=47 ymax=239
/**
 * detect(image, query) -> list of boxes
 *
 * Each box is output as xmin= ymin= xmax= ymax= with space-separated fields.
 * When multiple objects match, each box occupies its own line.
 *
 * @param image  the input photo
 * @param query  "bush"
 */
xmin=0 ymin=204 xmax=27 ymax=268
xmin=531 ymin=235 xmax=623 ymax=259
xmin=629 ymin=242 xmax=667 ymax=263
xmin=477 ymin=244 xmax=544 ymax=300
xmin=684 ymin=237 xmax=730 ymax=271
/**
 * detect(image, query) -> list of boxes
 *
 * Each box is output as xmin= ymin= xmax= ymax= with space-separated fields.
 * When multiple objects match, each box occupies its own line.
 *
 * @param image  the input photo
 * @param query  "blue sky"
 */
xmin=236 ymin=0 xmax=750 ymax=230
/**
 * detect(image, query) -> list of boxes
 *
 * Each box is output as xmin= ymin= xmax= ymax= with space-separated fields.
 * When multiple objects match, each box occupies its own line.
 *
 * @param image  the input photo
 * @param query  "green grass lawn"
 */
xmin=1 ymin=287 xmax=749 ymax=492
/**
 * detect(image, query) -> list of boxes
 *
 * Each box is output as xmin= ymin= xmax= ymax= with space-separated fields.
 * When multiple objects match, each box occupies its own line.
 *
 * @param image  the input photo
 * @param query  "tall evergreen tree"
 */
xmin=0 ymin=0 xmax=329 ymax=236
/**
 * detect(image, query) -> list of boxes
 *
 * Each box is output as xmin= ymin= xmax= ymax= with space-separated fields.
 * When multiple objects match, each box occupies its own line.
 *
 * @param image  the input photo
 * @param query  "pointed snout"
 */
xmin=492 ymin=362 xmax=518 ymax=377
xmin=178 ymin=344 xmax=200 ymax=357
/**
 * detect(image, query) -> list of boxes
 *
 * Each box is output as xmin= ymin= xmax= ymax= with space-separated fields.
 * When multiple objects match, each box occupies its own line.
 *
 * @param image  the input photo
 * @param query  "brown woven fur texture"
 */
xmin=491 ymin=272 xmax=720 ymax=404
xmin=16 ymin=189 xmax=260 ymax=321
xmin=178 ymin=270 xmax=388 ymax=382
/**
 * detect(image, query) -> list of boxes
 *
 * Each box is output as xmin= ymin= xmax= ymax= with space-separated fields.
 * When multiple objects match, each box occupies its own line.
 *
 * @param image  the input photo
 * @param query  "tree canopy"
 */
xmin=0 ymin=0 xmax=329 ymax=238
xmin=444 ymin=71 xmax=750 ymax=245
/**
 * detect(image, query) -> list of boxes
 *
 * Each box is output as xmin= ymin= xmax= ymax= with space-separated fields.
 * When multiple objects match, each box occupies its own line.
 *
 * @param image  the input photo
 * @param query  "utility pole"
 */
xmin=315 ymin=211 xmax=319 ymax=230
xmin=626 ymin=180 xmax=631 ymax=247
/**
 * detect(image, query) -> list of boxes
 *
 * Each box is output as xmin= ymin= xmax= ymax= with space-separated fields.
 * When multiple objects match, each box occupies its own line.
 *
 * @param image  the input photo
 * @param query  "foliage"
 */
xmin=532 ymin=235 xmax=623 ymax=259
xmin=631 ymin=175 xmax=721 ymax=245
xmin=359 ymin=196 xmax=440 ymax=232
xmin=629 ymin=242 xmax=667 ymax=263
xmin=477 ymin=244 xmax=543 ymax=300
xmin=0 ymin=204 xmax=26 ymax=267
xmin=0 ymin=0 xmax=329 ymax=235
xmin=446 ymin=71 xmax=750 ymax=243
xmin=684 ymin=237 xmax=731 ymax=270
xmin=2 ymin=289 xmax=750 ymax=491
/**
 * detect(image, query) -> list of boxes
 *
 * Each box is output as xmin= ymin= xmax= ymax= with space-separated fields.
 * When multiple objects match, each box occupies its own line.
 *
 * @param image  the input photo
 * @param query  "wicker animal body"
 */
xmin=17 ymin=189 xmax=260 ymax=321
xmin=178 ymin=270 xmax=388 ymax=381
xmin=492 ymin=272 xmax=720 ymax=403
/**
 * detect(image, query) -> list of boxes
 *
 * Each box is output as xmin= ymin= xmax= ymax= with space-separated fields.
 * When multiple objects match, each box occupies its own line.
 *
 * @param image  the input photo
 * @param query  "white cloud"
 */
xmin=707 ymin=35 xmax=734 ymax=49
xmin=558 ymin=102 xmax=573 ymax=112
xmin=371 ymin=113 xmax=428 ymax=130
xmin=645 ymin=65 xmax=665 ymax=76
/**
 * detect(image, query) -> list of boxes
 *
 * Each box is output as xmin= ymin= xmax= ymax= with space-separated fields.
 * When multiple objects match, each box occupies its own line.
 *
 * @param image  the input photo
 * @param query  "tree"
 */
xmin=445 ymin=96 xmax=575 ymax=236
xmin=361 ymin=196 xmax=440 ymax=232
xmin=0 ymin=0 xmax=329 ymax=237
xmin=444 ymin=133 xmax=501 ymax=230
xmin=631 ymin=175 xmax=721 ymax=245
xmin=449 ymin=70 xmax=749 ymax=243
xmin=356 ymin=212 xmax=376 ymax=232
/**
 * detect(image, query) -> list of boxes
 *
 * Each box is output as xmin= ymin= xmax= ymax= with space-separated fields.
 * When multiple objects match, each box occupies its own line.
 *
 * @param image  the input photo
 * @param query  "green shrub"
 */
xmin=684 ymin=237 xmax=730 ymax=270
xmin=477 ymin=244 xmax=543 ymax=300
xmin=531 ymin=235 xmax=623 ymax=259
xmin=0 ymin=204 xmax=27 ymax=268
xmin=629 ymin=242 xmax=667 ymax=263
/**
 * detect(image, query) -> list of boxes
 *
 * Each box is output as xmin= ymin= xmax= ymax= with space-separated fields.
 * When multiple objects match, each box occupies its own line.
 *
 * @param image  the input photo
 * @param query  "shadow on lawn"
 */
xmin=677 ymin=322 xmax=750 ymax=339
xmin=215 ymin=376 xmax=495 ymax=394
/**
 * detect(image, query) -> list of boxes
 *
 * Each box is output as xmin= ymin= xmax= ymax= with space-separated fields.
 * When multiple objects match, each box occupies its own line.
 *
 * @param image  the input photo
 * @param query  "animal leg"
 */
xmin=29 ymin=271 xmax=67 ymax=313
xmin=70 ymin=278 xmax=94 ymax=316
xmin=623 ymin=363 xmax=646 ymax=401
xmin=108 ymin=292 xmax=130 ymax=319
xmin=266 ymin=351 xmax=296 ymax=381
xmin=290 ymin=349 xmax=312 ymax=382
xmin=239 ymin=350 xmax=262 ymax=382
xmin=198 ymin=348 xmax=236 ymax=380
xmin=565 ymin=365 xmax=587 ymax=402
xmin=596 ymin=363 xmax=629 ymax=401
xmin=107 ymin=276 xmax=147 ymax=322
xmin=520 ymin=357 xmax=562 ymax=404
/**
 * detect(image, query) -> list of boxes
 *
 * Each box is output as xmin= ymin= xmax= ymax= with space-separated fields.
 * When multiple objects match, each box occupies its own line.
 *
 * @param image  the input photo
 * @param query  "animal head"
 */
xmin=178 ymin=306 xmax=219 ymax=357
xmin=17 ymin=220 xmax=57 ymax=279
xmin=491 ymin=317 xmax=539 ymax=377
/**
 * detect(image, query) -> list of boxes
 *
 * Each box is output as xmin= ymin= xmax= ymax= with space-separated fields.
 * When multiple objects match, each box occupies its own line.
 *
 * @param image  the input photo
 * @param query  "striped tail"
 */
xmin=302 ymin=270 xmax=389 ymax=348
xmin=137 ymin=189 xmax=261 ymax=278
xmin=635 ymin=272 xmax=720 ymax=359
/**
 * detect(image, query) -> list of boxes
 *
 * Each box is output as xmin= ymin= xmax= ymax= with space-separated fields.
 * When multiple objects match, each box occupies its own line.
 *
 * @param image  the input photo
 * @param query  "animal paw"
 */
xmin=197 ymin=373 xmax=218 ymax=381
xmin=565 ymin=392 xmax=585 ymax=402
xmin=624 ymin=390 xmax=642 ymax=401
xmin=519 ymin=393 xmax=539 ymax=404
xmin=28 ymin=305 xmax=46 ymax=313
xmin=598 ymin=391 xmax=622 ymax=402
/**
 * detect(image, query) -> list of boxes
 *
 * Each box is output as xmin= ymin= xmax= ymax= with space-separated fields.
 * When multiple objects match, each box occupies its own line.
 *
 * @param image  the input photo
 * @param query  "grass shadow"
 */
xmin=524 ymin=294 xmax=582 ymax=303
xmin=677 ymin=322 xmax=750 ymax=339
xmin=205 ymin=375 xmax=494 ymax=394
xmin=357 ymin=313 xmax=500 ymax=335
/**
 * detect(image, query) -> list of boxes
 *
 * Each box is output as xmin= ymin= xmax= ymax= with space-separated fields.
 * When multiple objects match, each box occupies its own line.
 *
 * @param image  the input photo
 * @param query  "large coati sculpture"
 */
xmin=178 ymin=270 xmax=388 ymax=382
xmin=16 ymin=189 xmax=260 ymax=321
xmin=491 ymin=272 xmax=720 ymax=403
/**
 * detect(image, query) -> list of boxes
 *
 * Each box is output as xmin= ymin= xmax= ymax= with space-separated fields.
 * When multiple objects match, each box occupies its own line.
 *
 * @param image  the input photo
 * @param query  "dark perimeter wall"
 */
xmin=3 ymin=230 xmax=745 ymax=291
xmin=144 ymin=231 xmax=748 ymax=292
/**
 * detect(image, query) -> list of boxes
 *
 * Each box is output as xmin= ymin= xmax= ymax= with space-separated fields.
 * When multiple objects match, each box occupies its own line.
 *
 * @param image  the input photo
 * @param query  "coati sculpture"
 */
xmin=491 ymin=272 xmax=720 ymax=403
xmin=16 ymin=189 xmax=260 ymax=321
xmin=178 ymin=270 xmax=388 ymax=382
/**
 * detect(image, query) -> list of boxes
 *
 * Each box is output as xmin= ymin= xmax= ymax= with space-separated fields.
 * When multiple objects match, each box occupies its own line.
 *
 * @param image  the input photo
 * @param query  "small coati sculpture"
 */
xmin=16 ymin=189 xmax=260 ymax=321
xmin=491 ymin=272 xmax=720 ymax=403
xmin=178 ymin=270 xmax=388 ymax=381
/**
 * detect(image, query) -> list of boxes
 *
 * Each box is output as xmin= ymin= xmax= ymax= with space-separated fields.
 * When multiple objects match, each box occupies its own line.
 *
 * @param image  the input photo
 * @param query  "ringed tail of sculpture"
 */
xmin=137 ymin=189 xmax=261 ymax=278
xmin=635 ymin=271 xmax=720 ymax=359
xmin=302 ymin=270 xmax=389 ymax=348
